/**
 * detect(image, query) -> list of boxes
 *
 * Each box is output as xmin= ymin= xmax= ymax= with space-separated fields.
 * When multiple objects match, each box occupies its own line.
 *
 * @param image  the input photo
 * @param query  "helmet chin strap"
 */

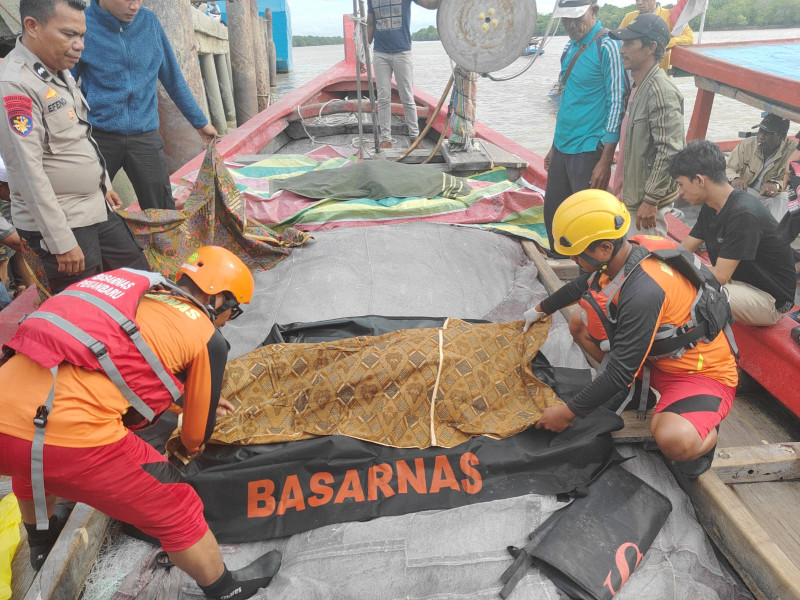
xmin=156 ymin=281 xmax=216 ymax=320
xmin=578 ymin=237 xmax=624 ymax=272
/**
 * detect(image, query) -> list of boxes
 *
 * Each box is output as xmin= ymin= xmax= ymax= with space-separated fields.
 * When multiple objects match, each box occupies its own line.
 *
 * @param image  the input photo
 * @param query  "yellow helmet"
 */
xmin=177 ymin=246 xmax=254 ymax=303
xmin=552 ymin=190 xmax=631 ymax=256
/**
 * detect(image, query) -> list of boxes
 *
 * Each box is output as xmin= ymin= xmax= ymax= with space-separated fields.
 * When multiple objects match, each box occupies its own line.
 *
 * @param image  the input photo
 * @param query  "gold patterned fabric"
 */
xmin=18 ymin=145 xmax=313 ymax=299
xmin=122 ymin=144 xmax=312 ymax=280
xmin=168 ymin=318 xmax=561 ymax=455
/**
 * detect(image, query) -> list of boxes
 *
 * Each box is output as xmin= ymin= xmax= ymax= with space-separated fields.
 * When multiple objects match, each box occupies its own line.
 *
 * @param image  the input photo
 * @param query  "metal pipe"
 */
xmin=698 ymin=0 xmax=710 ymax=43
xmin=357 ymin=0 xmax=380 ymax=153
xmin=352 ymin=0 xmax=365 ymax=153
xmin=199 ymin=53 xmax=227 ymax=135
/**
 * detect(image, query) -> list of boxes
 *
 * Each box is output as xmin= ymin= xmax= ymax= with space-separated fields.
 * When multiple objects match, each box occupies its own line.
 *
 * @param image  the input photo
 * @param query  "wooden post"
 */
xmin=143 ymin=0 xmax=208 ymax=172
xmin=215 ymin=53 xmax=237 ymax=122
xmin=199 ymin=53 xmax=228 ymax=135
xmin=250 ymin=0 xmax=271 ymax=112
xmin=226 ymin=0 xmax=258 ymax=125
xmin=687 ymin=87 xmax=715 ymax=142
xmin=264 ymin=9 xmax=278 ymax=94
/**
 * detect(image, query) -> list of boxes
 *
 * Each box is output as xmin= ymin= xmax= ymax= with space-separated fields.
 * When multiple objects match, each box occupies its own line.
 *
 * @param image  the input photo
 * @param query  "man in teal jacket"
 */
xmin=609 ymin=13 xmax=684 ymax=237
xmin=73 ymin=0 xmax=216 ymax=210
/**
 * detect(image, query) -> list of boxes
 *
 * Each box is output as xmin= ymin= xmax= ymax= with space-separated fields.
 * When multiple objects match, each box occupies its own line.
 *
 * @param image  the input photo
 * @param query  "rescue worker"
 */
xmin=0 ymin=246 xmax=281 ymax=600
xmin=0 ymin=0 xmax=149 ymax=295
xmin=523 ymin=191 xmax=738 ymax=478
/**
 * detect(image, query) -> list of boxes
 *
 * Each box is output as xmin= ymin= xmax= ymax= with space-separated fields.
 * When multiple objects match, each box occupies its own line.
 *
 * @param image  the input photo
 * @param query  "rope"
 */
xmin=295 ymin=99 xmax=361 ymax=146
xmin=429 ymin=318 xmax=450 ymax=446
xmin=348 ymin=14 xmax=367 ymax=67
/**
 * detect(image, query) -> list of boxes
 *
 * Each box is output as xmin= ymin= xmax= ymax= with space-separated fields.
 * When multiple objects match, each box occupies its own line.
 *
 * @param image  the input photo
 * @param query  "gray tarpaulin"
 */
xmin=86 ymin=223 xmax=751 ymax=600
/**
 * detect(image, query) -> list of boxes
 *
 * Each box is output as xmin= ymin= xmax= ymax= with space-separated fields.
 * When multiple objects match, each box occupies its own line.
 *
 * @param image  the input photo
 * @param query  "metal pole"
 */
xmin=357 ymin=0 xmax=381 ymax=153
xmin=698 ymin=0 xmax=709 ymax=43
xmin=352 ymin=0 xmax=365 ymax=153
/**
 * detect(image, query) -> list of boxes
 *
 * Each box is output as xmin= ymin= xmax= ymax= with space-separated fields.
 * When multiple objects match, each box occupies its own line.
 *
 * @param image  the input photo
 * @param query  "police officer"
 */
xmin=0 ymin=0 xmax=149 ymax=295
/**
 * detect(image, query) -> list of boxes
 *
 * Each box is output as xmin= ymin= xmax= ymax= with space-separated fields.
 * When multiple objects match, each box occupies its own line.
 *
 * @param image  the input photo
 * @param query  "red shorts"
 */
xmin=650 ymin=368 xmax=736 ymax=440
xmin=0 ymin=431 xmax=207 ymax=552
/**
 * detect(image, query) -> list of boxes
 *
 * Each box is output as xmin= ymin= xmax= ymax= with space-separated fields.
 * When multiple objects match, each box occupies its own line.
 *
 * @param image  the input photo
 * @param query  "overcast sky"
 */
xmin=289 ymin=0 xmax=635 ymax=36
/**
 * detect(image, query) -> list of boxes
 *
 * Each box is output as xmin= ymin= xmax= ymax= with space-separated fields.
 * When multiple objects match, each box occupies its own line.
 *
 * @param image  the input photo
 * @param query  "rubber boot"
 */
xmin=676 ymin=426 xmax=720 ymax=480
xmin=24 ymin=503 xmax=71 ymax=570
xmin=676 ymin=444 xmax=716 ymax=479
xmin=200 ymin=550 xmax=282 ymax=600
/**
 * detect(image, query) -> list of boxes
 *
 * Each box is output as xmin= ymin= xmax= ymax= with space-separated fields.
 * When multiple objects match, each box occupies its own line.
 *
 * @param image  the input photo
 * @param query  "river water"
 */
xmin=276 ymin=28 xmax=800 ymax=156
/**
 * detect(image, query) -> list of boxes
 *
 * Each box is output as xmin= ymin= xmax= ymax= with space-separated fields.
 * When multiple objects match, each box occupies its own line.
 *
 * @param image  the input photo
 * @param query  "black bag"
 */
xmin=777 ymin=161 xmax=800 ymax=245
xmin=500 ymin=465 xmax=672 ymax=600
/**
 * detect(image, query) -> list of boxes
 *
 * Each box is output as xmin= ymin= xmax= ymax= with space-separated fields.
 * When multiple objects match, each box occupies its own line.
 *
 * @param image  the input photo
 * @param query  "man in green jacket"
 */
xmin=609 ymin=13 xmax=684 ymax=237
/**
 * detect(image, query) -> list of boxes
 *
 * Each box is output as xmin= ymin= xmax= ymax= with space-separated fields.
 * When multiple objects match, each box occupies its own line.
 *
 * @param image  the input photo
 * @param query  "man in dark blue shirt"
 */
xmin=73 ymin=0 xmax=217 ymax=211
xmin=367 ymin=0 xmax=439 ymax=150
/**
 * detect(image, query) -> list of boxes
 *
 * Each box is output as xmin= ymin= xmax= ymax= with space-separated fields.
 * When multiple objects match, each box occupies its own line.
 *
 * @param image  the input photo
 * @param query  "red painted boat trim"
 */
xmin=671 ymin=40 xmax=800 ymax=109
xmin=667 ymin=214 xmax=800 ymax=418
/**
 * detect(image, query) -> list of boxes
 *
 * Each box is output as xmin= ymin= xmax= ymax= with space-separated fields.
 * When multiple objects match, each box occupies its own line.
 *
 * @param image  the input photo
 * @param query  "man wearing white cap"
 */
xmin=543 ymin=0 xmax=626 ymax=254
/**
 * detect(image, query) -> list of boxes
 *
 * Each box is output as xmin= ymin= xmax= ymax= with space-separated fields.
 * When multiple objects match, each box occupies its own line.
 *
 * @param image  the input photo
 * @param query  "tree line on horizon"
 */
xmin=293 ymin=0 xmax=798 ymax=46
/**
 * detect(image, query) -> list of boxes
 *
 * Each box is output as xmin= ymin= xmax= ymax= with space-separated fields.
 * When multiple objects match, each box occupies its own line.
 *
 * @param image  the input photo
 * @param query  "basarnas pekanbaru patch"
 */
xmin=4 ymin=95 xmax=33 ymax=136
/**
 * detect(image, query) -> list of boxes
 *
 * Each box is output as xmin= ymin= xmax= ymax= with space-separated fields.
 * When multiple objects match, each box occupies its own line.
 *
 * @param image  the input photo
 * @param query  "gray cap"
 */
xmin=609 ymin=12 xmax=670 ymax=49
xmin=552 ymin=0 xmax=595 ymax=19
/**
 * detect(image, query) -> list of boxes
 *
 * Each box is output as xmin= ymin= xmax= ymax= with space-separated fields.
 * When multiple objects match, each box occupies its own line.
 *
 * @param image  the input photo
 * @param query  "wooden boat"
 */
xmin=3 ymin=22 xmax=800 ymax=600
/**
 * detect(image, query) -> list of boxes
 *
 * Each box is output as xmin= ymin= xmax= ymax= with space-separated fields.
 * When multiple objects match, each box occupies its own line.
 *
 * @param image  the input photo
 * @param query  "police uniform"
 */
xmin=0 ymin=39 xmax=148 ymax=294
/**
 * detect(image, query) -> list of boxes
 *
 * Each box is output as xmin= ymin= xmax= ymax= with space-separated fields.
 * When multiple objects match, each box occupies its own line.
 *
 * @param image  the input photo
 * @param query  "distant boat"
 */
xmin=522 ymin=37 xmax=544 ymax=57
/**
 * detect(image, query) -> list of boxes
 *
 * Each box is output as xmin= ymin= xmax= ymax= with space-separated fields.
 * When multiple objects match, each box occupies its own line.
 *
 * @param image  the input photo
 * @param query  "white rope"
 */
xmin=484 ymin=11 xmax=558 ymax=82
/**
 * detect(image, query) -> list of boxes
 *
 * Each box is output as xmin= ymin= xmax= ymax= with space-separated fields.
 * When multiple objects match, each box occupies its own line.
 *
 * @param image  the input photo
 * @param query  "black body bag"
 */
xmin=499 ymin=464 xmax=672 ymax=600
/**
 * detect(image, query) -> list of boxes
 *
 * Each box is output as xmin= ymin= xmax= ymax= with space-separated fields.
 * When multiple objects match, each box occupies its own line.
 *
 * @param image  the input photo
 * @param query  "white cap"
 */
xmin=552 ymin=0 xmax=595 ymax=19
xmin=0 ymin=154 xmax=6 ymax=183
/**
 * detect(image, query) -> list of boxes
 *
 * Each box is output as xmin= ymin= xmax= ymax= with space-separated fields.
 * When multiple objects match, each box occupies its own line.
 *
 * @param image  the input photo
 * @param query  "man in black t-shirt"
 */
xmin=670 ymin=140 xmax=795 ymax=326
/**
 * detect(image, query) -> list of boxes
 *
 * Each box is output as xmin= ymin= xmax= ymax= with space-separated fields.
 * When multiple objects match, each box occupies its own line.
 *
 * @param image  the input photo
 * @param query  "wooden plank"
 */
xmin=289 ymin=100 xmax=428 ymax=121
xmin=11 ymin=525 xmax=36 ymax=600
xmin=694 ymin=76 xmax=800 ymax=123
xmin=611 ymin=412 xmax=654 ymax=443
xmin=380 ymin=148 xmax=445 ymax=164
xmin=441 ymin=139 xmax=494 ymax=172
xmin=24 ymin=504 xmax=110 ymax=600
xmin=546 ymin=258 xmax=578 ymax=280
xmin=474 ymin=138 xmax=527 ymax=170
xmin=712 ymin=442 xmax=800 ymax=484
xmin=521 ymin=240 xmax=601 ymax=370
xmin=674 ymin=468 xmax=800 ymax=600
xmin=687 ymin=87 xmax=714 ymax=142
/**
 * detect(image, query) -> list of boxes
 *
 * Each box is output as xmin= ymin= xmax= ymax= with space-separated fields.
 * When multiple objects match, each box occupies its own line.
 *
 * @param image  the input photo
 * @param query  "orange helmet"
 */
xmin=177 ymin=246 xmax=254 ymax=303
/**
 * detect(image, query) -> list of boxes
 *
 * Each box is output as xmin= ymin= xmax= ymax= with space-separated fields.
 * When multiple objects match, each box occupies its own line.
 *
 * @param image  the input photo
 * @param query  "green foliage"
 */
xmin=292 ymin=35 xmax=345 ymax=47
xmin=412 ymin=25 xmax=440 ymax=41
xmin=294 ymin=0 xmax=796 ymax=45
xmin=531 ymin=0 xmax=798 ymax=35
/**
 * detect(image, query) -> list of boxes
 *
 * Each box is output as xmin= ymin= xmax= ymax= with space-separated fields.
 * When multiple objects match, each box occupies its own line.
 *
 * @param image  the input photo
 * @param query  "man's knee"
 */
xmin=652 ymin=413 xmax=707 ymax=461
xmin=568 ymin=310 xmax=586 ymax=339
